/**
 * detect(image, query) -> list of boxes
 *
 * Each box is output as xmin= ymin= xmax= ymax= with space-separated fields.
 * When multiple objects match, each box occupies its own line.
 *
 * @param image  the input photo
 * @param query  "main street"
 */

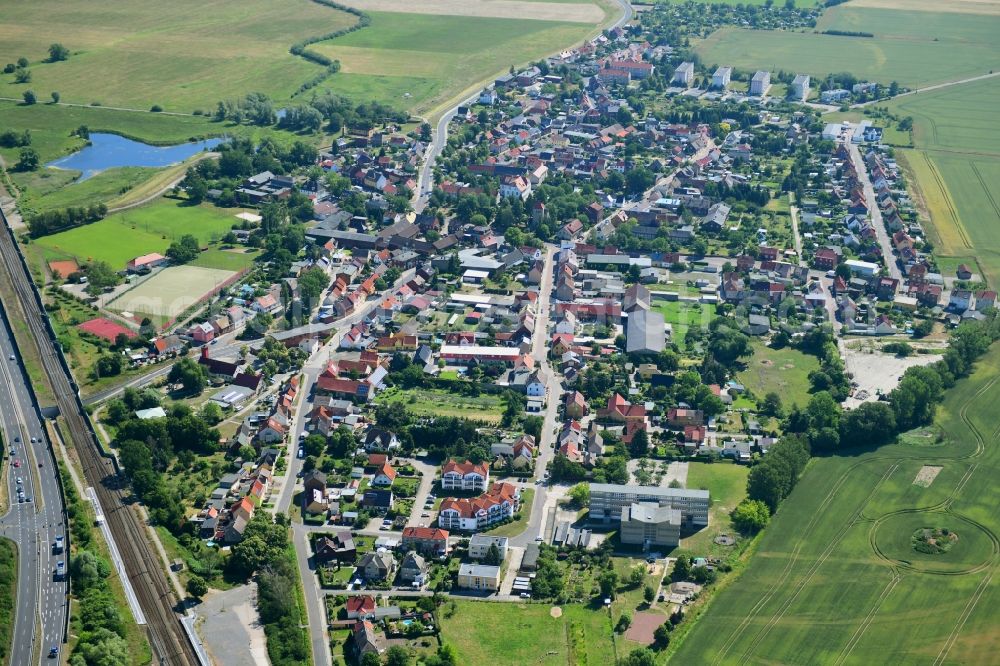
xmin=0 ymin=304 xmax=69 ymax=664
xmin=846 ymin=126 xmax=902 ymax=282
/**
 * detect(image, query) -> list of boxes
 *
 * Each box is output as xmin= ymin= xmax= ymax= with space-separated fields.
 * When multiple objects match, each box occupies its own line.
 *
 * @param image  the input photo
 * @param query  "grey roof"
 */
xmin=590 ymin=483 xmax=710 ymax=500
xmin=625 ymin=502 xmax=681 ymax=525
xmin=458 ymin=563 xmax=501 ymax=578
xmin=626 ymin=309 xmax=665 ymax=354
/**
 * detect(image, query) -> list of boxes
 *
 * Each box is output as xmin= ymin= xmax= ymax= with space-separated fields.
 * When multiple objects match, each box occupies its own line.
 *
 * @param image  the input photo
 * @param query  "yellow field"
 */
xmin=848 ymin=0 xmax=1000 ymax=15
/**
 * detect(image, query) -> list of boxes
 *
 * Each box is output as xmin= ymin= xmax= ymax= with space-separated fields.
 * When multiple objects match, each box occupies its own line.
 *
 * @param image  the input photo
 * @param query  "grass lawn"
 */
xmin=883 ymin=76 xmax=1000 ymax=286
xmin=736 ymin=341 xmax=819 ymax=407
xmin=483 ymin=488 xmax=534 ymax=538
xmin=672 ymin=343 xmax=1000 ymax=664
xmin=374 ymin=386 xmax=505 ymax=423
xmin=28 ymin=197 xmax=242 ymax=269
xmin=313 ymin=11 xmax=607 ymax=118
xmin=440 ymin=600 xmax=601 ymax=665
xmin=188 ymin=247 xmax=260 ymax=272
xmin=682 ymin=462 xmax=748 ymax=559
xmin=694 ymin=6 xmax=1000 ymax=89
xmin=0 ymin=538 xmax=14 ymax=664
xmin=653 ymin=300 xmax=715 ymax=351
xmin=0 ymin=0 xmax=358 ymax=111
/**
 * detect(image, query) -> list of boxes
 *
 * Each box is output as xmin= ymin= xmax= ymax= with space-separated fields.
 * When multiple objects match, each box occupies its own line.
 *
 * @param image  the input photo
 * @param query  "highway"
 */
xmin=0 ymin=303 xmax=69 ymax=665
xmin=0 ymin=207 xmax=198 ymax=665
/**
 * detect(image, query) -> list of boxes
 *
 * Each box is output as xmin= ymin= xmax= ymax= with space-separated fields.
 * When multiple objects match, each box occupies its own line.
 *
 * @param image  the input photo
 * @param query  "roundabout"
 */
xmin=871 ymin=510 xmax=998 ymax=574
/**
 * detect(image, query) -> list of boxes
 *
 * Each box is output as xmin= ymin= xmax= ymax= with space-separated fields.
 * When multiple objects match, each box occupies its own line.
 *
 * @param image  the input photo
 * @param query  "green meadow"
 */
xmin=737 ymin=341 xmax=820 ymax=408
xmin=672 ymin=343 xmax=1000 ymax=663
xmin=27 ymin=198 xmax=242 ymax=269
xmin=0 ymin=0 xmax=357 ymax=111
xmin=695 ymin=6 xmax=1000 ymax=89
xmin=313 ymin=11 xmax=606 ymax=118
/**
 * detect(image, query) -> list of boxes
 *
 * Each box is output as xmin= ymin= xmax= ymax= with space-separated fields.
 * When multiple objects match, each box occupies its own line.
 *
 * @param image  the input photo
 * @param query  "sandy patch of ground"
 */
xmin=848 ymin=0 xmax=1000 ymax=15
xmin=625 ymin=611 xmax=666 ymax=644
xmin=338 ymin=0 xmax=605 ymax=23
xmin=840 ymin=340 xmax=944 ymax=408
xmin=195 ymin=584 xmax=269 ymax=666
xmin=913 ymin=465 xmax=943 ymax=487
xmin=550 ymin=606 xmax=562 ymax=618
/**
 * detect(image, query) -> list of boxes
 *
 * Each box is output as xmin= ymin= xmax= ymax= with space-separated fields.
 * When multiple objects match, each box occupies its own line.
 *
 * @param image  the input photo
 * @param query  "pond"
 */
xmin=46 ymin=133 xmax=225 ymax=181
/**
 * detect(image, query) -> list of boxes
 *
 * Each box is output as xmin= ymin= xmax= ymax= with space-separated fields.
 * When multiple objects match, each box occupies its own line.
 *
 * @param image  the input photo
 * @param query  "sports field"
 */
xmin=672 ymin=344 xmax=1000 ymax=664
xmin=29 ymin=198 xmax=241 ymax=270
xmin=694 ymin=6 xmax=1000 ymax=89
xmin=313 ymin=9 xmax=608 ymax=118
xmin=108 ymin=265 xmax=237 ymax=320
xmin=0 ymin=0 xmax=357 ymax=111
xmin=885 ymin=76 xmax=1000 ymax=286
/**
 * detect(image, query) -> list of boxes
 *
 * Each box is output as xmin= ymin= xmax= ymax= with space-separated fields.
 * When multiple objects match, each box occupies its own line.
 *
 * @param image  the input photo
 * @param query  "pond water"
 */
xmin=46 ymin=133 xmax=225 ymax=181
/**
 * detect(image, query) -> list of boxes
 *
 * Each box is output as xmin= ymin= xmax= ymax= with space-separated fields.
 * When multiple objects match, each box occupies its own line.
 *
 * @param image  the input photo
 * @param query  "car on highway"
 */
xmin=7 ymin=354 xmax=13 ymax=361
xmin=16 ymin=477 xmax=22 ymax=485
xmin=12 ymin=459 xmax=19 ymax=468
xmin=48 ymin=646 xmax=58 ymax=659
xmin=55 ymin=561 xmax=65 ymax=579
xmin=53 ymin=536 xmax=64 ymax=553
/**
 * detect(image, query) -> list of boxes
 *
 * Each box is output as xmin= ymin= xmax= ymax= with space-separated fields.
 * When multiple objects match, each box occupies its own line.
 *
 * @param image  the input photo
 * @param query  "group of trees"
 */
xmin=70 ymin=550 xmax=130 ymax=666
xmin=26 ymin=203 xmax=108 ymax=237
xmin=165 ymin=234 xmax=201 ymax=263
xmin=746 ymin=434 xmax=810 ymax=512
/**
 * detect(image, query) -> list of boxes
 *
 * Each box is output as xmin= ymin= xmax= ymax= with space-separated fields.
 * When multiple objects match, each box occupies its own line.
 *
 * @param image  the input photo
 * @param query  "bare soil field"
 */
xmin=338 ymin=0 xmax=605 ymax=22
xmin=848 ymin=0 xmax=1000 ymax=15
xmin=913 ymin=465 xmax=943 ymax=487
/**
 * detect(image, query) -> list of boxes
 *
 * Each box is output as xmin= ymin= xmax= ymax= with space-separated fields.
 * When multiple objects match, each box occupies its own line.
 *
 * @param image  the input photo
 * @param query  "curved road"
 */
xmin=414 ymin=0 xmax=634 ymax=212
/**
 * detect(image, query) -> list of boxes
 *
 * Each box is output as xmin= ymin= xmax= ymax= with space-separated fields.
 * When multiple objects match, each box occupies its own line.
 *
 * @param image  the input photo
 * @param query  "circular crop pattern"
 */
xmin=872 ymin=511 xmax=997 ymax=574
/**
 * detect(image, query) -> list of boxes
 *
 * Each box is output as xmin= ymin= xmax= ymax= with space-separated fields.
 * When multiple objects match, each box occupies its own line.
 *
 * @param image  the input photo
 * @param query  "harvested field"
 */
xmin=913 ymin=465 xmax=943 ymax=488
xmin=108 ymin=265 xmax=236 ymax=321
xmin=624 ymin=612 xmax=666 ymax=645
xmin=338 ymin=0 xmax=604 ymax=22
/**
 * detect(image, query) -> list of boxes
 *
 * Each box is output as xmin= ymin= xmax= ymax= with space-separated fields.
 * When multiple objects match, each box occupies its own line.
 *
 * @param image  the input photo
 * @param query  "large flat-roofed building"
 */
xmin=791 ymin=74 xmax=811 ymax=101
xmin=620 ymin=503 xmax=682 ymax=548
xmin=589 ymin=483 xmax=710 ymax=527
xmin=672 ymin=62 xmax=695 ymax=88
xmin=750 ymin=70 xmax=771 ymax=96
xmin=711 ymin=66 xmax=732 ymax=90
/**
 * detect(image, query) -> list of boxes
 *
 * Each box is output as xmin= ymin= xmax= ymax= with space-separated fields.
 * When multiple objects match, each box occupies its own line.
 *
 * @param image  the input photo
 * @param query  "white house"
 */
xmin=441 ymin=460 xmax=489 ymax=492
xmin=672 ymin=62 xmax=694 ymax=88
xmin=711 ymin=66 xmax=732 ymax=90
xmin=791 ymin=75 xmax=811 ymax=101
xmin=750 ymin=70 xmax=771 ymax=96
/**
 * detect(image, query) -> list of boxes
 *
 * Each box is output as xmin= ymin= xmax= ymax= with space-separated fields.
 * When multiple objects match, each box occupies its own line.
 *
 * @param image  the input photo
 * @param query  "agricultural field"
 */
xmin=672 ymin=344 xmax=1000 ymax=664
xmin=27 ymin=198 xmax=245 ymax=270
xmin=695 ymin=6 xmax=1000 ymax=89
xmin=885 ymin=75 xmax=1000 ymax=286
xmin=736 ymin=341 xmax=820 ymax=408
xmin=373 ymin=386 xmax=505 ymax=423
xmin=108 ymin=265 xmax=238 ymax=322
xmin=0 ymin=0 xmax=358 ymax=111
xmin=312 ymin=10 xmax=609 ymax=118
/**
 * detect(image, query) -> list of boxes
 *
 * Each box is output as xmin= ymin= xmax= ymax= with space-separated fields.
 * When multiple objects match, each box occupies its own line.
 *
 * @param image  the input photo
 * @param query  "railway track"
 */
xmin=0 ymin=209 xmax=198 ymax=666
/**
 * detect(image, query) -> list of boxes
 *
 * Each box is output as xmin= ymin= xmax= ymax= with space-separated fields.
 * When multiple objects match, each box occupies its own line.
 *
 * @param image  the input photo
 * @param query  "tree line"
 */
xmin=26 ymin=203 xmax=108 ymax=238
